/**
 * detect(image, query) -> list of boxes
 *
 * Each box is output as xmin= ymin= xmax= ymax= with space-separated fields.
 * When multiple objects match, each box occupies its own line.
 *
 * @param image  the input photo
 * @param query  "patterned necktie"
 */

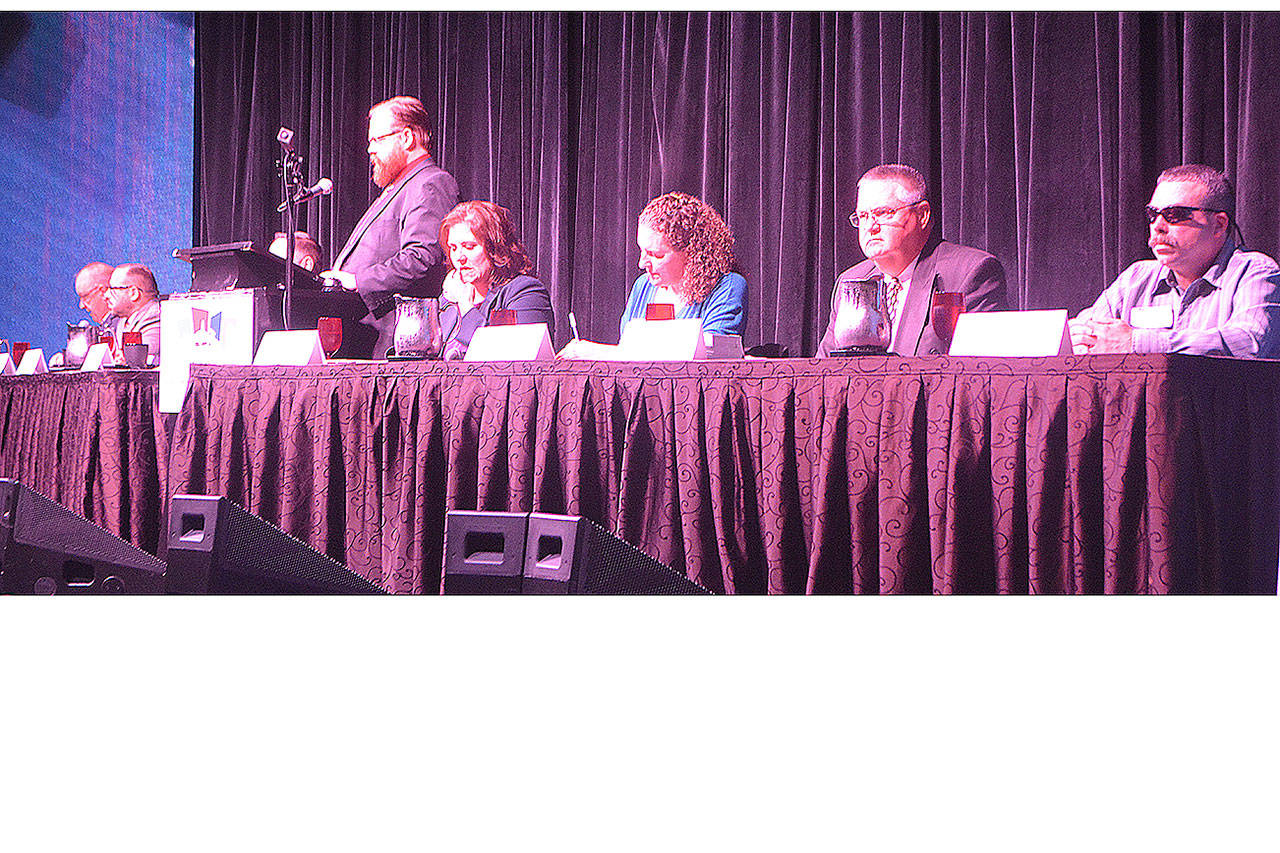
xmin=883 ymin=275 xmax=903 ymax=333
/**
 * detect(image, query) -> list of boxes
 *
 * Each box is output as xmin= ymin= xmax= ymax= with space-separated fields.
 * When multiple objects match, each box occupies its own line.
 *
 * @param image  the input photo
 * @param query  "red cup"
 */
xmin=317 ymin=317 xmax=343 ymax=357
xmin=930 ymin=291 xmax=965 ymax=347
xmin=121 ymin=331 xmax=143 ymax=346
xmin=645 ymin=303 xmax=675 ymax=321
xmin=489 ymin=309 xmax=517 ymax=326
xmin=12 ymin=341 xmax=30 ymax=364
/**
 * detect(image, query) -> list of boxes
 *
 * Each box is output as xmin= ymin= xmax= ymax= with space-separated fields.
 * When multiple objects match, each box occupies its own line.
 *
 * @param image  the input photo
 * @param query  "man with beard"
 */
xmin=320 ymin=95 xmax=459 ymax=358
xmin=1070 ymin=164 xmax=1280 ymax=357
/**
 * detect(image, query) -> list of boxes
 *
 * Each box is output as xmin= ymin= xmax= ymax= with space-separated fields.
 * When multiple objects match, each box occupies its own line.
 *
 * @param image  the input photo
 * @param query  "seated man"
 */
xmin=268 ymin=231 xmax=323 ymax=272
xmin=74 ymin=261 xmax=121 ymax=336
xmin=817 ymin=164 xmax=1008 ymax=356
xmin=1070 ymin=164 xmax=1280 ymax=357
xmin=106 ymin=263 xmax=162 ymax=366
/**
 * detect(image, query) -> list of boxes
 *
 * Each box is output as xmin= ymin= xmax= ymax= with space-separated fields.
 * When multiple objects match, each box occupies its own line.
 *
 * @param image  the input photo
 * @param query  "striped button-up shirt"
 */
xmin=1076 ymin=237 xmax=1280 ymax=357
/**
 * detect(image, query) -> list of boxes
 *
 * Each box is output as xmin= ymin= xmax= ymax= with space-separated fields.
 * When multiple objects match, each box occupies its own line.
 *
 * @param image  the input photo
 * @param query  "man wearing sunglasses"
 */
xmin=816 ymin=163 xmax=1008 ymax=356
xmin=1070 ymin=164 xmax=1280 ymax=357
xmin=321 ymin=95 xmax=460 ymax=358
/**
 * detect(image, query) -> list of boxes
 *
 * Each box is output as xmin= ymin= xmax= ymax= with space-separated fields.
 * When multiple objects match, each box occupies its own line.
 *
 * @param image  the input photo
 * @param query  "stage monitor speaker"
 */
xmin=0 ymin=479 xmax=165 ymax=594
xmin=440 ymin=511 xmax=529 ymax=595
xmin=442 ymin=510 xmax=710 ymax=595
xmin=166 ymin=494 xmax=384 ymax=594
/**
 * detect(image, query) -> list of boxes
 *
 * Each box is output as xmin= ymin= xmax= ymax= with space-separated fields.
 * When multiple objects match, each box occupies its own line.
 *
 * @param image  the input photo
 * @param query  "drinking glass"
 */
xmin=930 ymin=291 xmax=964 ymax=350
xmin=317 ymin=317 xmax=343 ymax=358
xmin=489 ymin=309 xmax=517 ymax=326
xmin=645 ymin=303 xmax=675 ymax=321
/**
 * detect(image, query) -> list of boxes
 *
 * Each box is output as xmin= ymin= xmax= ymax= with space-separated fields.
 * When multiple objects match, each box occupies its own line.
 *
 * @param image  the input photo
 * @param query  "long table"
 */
xmin=0 ymin=369 xmax=169 ymax=555
xmin=160 ymin=354 xmax=1280 ymax=594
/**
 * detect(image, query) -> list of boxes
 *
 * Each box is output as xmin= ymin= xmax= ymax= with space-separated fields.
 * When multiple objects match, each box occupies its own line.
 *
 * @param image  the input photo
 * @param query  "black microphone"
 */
xmin=276 ymin=177 xmax=332 ymax=212
xmin=277 ymin=127 xmax=295 ymax=152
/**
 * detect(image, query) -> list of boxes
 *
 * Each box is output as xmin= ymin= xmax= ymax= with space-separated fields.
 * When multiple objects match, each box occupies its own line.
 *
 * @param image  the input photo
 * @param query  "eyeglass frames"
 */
xmin=849 ymin=200 xmax=925 ymax=230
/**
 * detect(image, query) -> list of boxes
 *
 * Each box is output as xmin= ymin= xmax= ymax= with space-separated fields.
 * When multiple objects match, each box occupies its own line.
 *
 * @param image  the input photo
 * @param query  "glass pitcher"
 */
xmin=830 ymin=276 xmax=890 ymax=353
xmin=392 ymin=295 xmax=443 ymax=359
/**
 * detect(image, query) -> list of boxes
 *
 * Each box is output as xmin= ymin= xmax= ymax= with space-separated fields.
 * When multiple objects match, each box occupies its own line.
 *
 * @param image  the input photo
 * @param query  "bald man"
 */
xmin=74 ymin=261 xmax=122 ymax=336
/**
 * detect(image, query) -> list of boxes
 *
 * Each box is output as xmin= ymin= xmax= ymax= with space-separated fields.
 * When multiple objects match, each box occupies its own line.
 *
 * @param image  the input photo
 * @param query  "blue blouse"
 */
xmin=619 ymin=271 xmax=747 ymax=340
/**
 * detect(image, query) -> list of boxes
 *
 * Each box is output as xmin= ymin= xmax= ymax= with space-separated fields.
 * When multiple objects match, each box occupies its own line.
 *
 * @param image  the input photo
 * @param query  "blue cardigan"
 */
xmin=619 ymin=271 xmax=747 ymax=339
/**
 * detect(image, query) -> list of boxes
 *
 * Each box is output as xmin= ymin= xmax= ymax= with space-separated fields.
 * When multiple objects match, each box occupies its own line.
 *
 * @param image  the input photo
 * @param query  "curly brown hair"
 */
xmin=638 ymin=192 xmax=735 ymax=303
xmin=439 ymin=200 xmax=534 ymax=286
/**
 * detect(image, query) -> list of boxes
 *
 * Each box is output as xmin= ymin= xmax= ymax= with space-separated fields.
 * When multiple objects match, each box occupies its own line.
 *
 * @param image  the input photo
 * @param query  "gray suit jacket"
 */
xmin=334 ymin=156 xmax=459 ymax=357
xmin=816 ymin=235 xmax=1008 ymax=357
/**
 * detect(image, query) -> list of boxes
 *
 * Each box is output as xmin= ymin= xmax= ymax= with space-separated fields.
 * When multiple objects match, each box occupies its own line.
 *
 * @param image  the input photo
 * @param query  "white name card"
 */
xmin=949 ymin=310 xmax=1071 ymax=357
xmin=619 ymin=318 xmax=707 ymax=360
xmin=1130 ymin=305 xmax=1175 ymax=329
xmin=17 ymin=348 xmax=48 ymax=375
xmin=80 ymin=343 xmax=111 ymax=372
xmin=252 ymin=330 xmax=325 ymax=366
xmin=465 ymin=323 xmax=553 ymax=362
xmin=0 ymin=354 xmax=13 ymax=375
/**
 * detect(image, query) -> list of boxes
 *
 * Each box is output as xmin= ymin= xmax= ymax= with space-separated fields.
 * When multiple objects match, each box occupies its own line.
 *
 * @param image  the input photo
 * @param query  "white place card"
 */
xmin=949 ymin=309 xmax=1071 ymax=357
xmin=252 ymin=330 xmax=325 ymax=366
xmin=465 ymin=323 xmax=553 ymax=362
xmin=619 ymin=318 xmax=707 ymax=360
xmin=0 ymin=354 xmax=13 ymax=375
xmin=80 ymin=343 xmax=111 ymax=372
xmin=17 ymin=348 xmax=48 ymax=375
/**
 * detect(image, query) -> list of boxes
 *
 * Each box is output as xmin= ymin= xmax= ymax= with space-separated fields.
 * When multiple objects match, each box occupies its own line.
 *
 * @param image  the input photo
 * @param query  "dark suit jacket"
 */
xmin=334 ymin=156 xmax=459 ymax=358
xmin=438 ymin=274 xmax=556 ymax=360
xmin=816 ymin=234 xmax=1008 ymax=356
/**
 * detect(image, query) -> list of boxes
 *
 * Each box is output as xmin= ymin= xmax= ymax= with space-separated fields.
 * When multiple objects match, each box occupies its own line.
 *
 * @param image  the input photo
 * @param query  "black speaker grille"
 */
xmin=577 ymin=518 xmax=710 ymax=595
xmin=0 ymin=479 xmax=164 ymax=594
xmin=14 ymin=485 xmax=165 ymax=572
xmin=201 ymin=497 xmax=382 ymax=594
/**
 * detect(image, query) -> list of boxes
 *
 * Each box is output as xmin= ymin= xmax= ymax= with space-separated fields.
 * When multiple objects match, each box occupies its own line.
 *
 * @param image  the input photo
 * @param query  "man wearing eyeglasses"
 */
xmin=816 ymin=164 xmax=1007 ymax=357
xmin=1069 ymin=164 xmax=1280 ymax=357
xmin=105 ymin=263 xmax=162 ymax=366
xmin=320 ymin=95 xmax=460 ymax=358
xmin=74 ymin=261 xmax=121 ymax=337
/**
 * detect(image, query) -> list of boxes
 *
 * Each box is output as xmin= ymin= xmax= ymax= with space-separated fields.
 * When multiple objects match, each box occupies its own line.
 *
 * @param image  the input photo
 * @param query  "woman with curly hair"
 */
xmin=436 ymin=200 xmax=555 ymax=359
xmin=561 ymin=192 xmax=746 ymax=358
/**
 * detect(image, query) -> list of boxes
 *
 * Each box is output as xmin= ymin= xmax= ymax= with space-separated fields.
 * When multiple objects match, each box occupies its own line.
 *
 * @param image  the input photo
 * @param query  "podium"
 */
xmin=172 ymin=242 xmax=376 ymax=359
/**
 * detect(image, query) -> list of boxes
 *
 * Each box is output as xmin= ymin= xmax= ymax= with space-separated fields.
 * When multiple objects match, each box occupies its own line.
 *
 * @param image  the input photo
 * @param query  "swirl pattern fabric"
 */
xmin=0 ymin=371 xmax=169 ymax=555
xmin=162 ymin=355 xmax=1280 ymax=594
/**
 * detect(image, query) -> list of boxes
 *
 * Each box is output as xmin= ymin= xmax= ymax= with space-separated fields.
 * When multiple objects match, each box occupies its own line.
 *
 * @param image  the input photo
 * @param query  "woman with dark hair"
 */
xmin=561 ymin=191 xmax=746 ymax=358
xmin=437 ymin=200 xmax=555 ymax=358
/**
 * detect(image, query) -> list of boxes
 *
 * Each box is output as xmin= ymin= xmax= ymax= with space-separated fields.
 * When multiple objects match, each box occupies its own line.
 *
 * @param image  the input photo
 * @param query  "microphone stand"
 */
xmin=277 ymin=128 xmax=306 ymax=331
xmin=279 ymin=151 xmax=303 ymax=331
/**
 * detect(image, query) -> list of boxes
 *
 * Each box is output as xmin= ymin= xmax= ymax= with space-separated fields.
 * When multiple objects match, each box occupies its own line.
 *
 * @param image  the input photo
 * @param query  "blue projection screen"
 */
xmin=0 ymin=11 xmax=193 ymax=354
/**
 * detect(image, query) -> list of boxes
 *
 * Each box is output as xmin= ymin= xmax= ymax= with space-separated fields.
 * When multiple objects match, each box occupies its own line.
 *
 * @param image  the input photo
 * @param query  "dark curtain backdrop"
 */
xmin=194 ymin=12 xmax=1280 ymax=356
